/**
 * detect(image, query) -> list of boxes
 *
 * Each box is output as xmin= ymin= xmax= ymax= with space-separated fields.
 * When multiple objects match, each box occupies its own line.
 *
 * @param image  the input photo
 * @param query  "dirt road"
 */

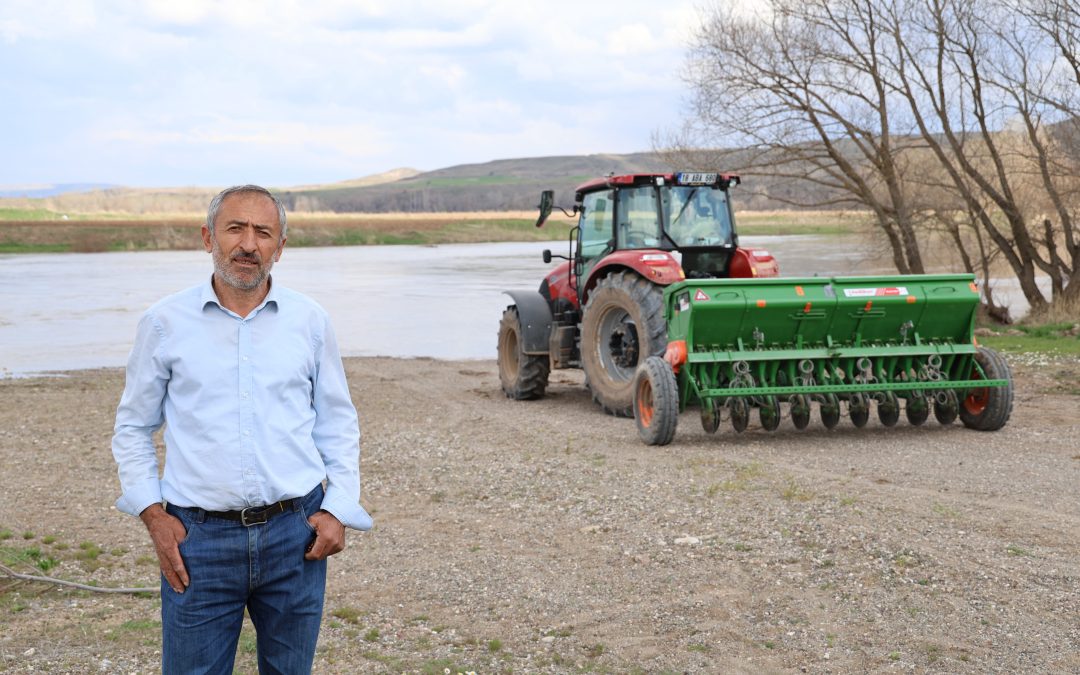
xmin=1 ymin=356 xmax=1078 ymax=673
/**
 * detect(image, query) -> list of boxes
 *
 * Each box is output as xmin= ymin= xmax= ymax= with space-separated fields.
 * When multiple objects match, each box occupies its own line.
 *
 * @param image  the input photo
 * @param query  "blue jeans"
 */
xmin=162 ymin=485 xmax=327 ymax=674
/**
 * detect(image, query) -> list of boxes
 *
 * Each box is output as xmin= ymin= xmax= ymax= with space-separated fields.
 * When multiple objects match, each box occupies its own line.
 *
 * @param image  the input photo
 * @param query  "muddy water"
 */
xmin=0 ymin=236 xmax=1046 ymax=375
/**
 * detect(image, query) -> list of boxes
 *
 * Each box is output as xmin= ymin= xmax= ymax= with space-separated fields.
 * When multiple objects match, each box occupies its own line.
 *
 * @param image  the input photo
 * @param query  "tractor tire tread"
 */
xmin=497 ymin=306 xmax=550 ymax=400
xmin=959 ymin=346 xmax=1013 ymax=431
xmin=634 ymin=356 xmax=679 ymax=446
xmin=581 ymin=271 xmax=667 ymax=417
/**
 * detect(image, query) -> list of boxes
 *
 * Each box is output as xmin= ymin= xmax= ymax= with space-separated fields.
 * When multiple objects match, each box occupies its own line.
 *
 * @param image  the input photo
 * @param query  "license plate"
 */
xmin=676 ymin=172 xmax=717 ymax=185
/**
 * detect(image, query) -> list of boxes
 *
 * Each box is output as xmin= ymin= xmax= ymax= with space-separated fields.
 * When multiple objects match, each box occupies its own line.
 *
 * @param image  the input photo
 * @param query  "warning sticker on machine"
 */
xmin=694 ymin=289 xmax=710 ymax=301
xmin=842 ymin=287 xmax=909 ymax=297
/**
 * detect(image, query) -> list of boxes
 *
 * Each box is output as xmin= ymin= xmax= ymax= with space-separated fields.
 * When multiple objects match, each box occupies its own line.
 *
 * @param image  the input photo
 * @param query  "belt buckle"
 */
xmin=240 ymin=506 xmax=268 ymax=527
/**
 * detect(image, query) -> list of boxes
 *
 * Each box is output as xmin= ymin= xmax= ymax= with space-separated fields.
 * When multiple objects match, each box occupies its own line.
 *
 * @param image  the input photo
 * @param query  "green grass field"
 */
xmin=0 ymin=207 xmax=63 ymax=221
xmin=0 ymin=215 xmax=572 ymax=253
xmin=980 ymin=323 xmax=1080 ymax=357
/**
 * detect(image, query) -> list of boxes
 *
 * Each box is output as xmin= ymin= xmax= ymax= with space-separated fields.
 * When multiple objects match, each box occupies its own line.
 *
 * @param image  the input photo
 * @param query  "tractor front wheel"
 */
xmin=497 ymin=307 xmax=550 ymax=400
xmin=633 ymin=356 xmax=679 ymax=446
xmin=959 ymin=346 xmax=1013 ymax=431
xmin=580 ymin=272 xmax=667 ymax=416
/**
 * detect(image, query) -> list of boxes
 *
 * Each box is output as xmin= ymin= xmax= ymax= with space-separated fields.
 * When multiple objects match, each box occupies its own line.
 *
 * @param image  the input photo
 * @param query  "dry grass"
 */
xmin=290 ymin=210 xmax=539 ymax=222
xmin=733 ymin=209 xmax=874 ymax=234
xmin=1023 ymin=292 xmax=1080 ymax=326
xmin=0 ymin=212 xmax=557 ymax=252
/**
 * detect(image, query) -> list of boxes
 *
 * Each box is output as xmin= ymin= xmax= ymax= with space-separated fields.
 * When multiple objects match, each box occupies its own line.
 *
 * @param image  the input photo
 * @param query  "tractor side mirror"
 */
xmin=535 ymin=190 xmax=554 ymax=228
xmin=542 ymin=249 xmax=552 ymax=263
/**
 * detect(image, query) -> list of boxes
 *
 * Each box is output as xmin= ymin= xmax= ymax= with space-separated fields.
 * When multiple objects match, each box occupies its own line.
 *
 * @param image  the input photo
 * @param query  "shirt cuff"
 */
xmin=320 ymin=487 xmax=373 ymax=531
xmin=115 ymin=480 xmax=163 ymax=518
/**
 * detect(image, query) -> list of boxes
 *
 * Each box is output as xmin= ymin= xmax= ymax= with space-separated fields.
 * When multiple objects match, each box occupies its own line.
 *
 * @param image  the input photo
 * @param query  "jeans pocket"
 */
xmin=167 ymin=506 xmax=194 ymax=552
xmin=176 ymin=523 xmax=193 ymax=553
xmin=297 ymin=503 xmax=318 ymax=535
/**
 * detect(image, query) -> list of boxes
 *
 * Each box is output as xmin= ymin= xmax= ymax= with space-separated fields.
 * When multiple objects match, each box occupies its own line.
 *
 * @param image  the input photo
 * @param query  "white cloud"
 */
xmin=607 ymin=23 xmax=660 ymax=56
xmin=0 ymin=18 xmax=30 ymax=44
xmin=0 ymin=0 xmax=708 ymax=185
xmin=418 ymin=63 xmax=467 ymax=90
xmin=140 ymin=0 xmax=214 ymax=27
xmin=0 ymin=0 xmax=97 ymax=40
xmin=95 ymin=118 xmax=390 ymax=157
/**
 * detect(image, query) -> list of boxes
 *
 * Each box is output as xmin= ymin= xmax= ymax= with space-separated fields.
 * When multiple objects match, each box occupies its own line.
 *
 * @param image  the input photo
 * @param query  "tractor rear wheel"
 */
xmin=497 ymin=307 xmax=550 ymax=400
xmin=633 ymin=356 xmax=679 ymax=446
xmin=959 ymin=346 xmax=1013 ymax=431
xmin=580 ymin=271 xmax=667 ymax=416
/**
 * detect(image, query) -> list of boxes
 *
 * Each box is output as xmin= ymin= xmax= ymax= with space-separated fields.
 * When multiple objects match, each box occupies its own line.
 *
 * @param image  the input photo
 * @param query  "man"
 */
xmin=112 ymin=184 xmax=371 ymax=674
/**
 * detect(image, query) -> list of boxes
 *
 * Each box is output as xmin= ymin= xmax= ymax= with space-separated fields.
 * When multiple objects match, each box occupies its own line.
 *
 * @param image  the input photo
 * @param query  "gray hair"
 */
xmin=206 ymin=185 xmax=288 ymax=240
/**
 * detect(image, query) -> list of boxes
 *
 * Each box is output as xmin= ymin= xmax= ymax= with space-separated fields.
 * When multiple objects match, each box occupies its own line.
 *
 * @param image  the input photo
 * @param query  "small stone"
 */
xmin=23 ymin=648 xmax=34 ymax=657
xmin=674 ymin=536 xmax=700 ymax=545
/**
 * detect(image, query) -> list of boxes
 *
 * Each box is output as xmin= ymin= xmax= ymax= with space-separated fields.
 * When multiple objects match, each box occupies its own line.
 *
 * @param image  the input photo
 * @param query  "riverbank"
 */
xmin=1 ymin=354 xmax=1078 ymax=673
xmin=0 ymin=210 xmax=868 ymax=254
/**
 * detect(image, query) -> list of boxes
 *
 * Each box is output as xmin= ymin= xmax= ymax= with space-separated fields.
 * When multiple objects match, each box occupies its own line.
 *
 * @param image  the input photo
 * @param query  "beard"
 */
xmin=211 ymin=239 xmax=275 ymax=291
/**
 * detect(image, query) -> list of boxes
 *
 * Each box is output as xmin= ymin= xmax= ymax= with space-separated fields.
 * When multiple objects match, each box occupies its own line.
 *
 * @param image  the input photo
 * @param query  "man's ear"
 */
xmin=201 ymin=225 xmax=213 ymax=253
xmin=274 ymin=236 xmax=287 ymax=262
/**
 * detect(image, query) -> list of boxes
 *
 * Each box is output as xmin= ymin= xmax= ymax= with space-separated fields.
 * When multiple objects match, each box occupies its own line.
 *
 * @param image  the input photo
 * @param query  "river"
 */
xmin=0 ymin=236 xmax=1046 ymax=375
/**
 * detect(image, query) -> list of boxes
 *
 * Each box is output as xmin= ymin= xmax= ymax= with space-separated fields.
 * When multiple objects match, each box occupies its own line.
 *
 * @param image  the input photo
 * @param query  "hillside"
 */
xmin=0 ymin=153 xmax=830 ymax=215
xmin=0 ymin=183 xmax=116 ymax=199
xmin=280 ymin=153 xmax=672 ymax=213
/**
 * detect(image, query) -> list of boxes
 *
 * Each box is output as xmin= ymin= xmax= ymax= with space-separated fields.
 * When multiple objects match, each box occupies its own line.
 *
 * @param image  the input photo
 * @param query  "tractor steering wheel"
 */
xmin=620 ymin=223 xmax=649 ymax=248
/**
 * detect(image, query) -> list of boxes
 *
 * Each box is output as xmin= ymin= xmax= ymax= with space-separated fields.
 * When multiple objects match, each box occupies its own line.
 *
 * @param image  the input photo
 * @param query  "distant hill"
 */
xmin=0 ymin=154 xmax=832 ymax=214
xmin=0 ymin=183 xmax=116 ymax=198
xmin=282 ymin=168 xmax=421 ymax=192
xmin=280 ymin=153 xmax=675 ymax=213
xmin=277 ymin=152 xmax=823 ymax=213
xmin=0 ymin=170 xmax=419 ymax=215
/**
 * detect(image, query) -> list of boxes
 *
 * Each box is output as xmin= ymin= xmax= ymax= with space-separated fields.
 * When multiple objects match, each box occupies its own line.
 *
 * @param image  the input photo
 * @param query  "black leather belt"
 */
xmin=204 ymin=498 xmax=298 ymax=527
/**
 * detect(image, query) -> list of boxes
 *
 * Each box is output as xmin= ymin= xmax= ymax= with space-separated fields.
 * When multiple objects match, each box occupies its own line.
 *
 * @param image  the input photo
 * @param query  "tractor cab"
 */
xmin=537 ymin=172 xmax=775 ymax=301
xmin=574 ymin=172 xmax=736 ymax=254
xmin=506 ymin=172 xmax=778 ymax=415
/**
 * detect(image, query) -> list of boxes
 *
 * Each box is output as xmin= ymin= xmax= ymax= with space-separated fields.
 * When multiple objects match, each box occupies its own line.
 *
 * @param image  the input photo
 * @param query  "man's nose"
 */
xmin=239 ymin=227 xmax=258 ymax=250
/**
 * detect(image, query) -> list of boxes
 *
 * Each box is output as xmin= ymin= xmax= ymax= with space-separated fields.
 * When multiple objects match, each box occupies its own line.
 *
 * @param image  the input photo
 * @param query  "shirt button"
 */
xmin=241 ymin=392 xmax=249 ymax=399
xmin=242 ymin=356 xmax=249 ymax=361
xmin=244 ymin=429 xmax=251 ymax=436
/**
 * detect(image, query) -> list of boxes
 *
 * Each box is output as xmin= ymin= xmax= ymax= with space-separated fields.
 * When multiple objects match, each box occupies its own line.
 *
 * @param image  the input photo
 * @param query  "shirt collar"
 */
xmin=200 ymin=275 xmax=280 ymax=316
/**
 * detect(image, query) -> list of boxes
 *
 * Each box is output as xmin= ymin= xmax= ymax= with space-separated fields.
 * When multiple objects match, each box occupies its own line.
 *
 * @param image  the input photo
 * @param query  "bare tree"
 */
xmin=674 ymin=0 xmax=1080 ymax=315
xmin=883 ymin=0 xmax=1078 ymax=312
xmin=673 ymin=0 xmax=930 ymax=273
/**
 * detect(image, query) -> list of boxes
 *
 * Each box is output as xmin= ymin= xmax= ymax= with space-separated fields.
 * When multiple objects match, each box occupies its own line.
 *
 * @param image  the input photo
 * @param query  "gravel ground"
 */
xmin=1 ymin=354 xmax=1078 ymax=674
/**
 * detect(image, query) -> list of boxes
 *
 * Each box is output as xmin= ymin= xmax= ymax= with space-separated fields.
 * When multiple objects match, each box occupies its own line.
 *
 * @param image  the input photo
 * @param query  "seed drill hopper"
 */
xmin=633 ymin=275 xmax=1012 ymax=445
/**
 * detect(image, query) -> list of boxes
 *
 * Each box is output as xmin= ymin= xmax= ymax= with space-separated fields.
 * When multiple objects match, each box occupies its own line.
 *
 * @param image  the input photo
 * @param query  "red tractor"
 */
xmin=498 ymin=172 xmax=779 ymax=416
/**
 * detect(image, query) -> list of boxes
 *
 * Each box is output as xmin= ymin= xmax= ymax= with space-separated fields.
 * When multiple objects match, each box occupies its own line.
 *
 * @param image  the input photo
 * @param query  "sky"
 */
xmin=0 ymin=0 xmax=714 ymax=188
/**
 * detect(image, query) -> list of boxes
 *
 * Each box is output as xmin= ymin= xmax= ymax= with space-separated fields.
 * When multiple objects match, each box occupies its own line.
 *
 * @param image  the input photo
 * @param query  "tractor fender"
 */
xmin=502 ymin=290 xmax=552 ymax=354
xmin=729 ymin=247 xmax=781 ymax=278
xmin=581 ymin=250 xmax=683 ymax=305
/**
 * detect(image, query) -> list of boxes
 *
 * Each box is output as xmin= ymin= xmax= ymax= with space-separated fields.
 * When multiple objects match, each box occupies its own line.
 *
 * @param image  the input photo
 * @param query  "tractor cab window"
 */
xmin=663 ymin=186 xmax=734 ymax=247
xmin=615 ymin=186 xmax=662 ymax=249
xmin=579 ymin=191 xmax=614 ymax=260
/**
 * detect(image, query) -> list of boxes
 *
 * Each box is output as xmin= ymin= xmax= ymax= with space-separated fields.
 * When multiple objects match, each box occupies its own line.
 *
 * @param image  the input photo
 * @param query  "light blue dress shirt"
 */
xmin=112 ymin=277 xmax=372 ymax=531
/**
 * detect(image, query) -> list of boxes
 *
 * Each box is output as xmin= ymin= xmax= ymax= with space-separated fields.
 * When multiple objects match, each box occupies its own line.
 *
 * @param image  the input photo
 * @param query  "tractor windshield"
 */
xmin=662 ymin=185 xmax=734 ymax=247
